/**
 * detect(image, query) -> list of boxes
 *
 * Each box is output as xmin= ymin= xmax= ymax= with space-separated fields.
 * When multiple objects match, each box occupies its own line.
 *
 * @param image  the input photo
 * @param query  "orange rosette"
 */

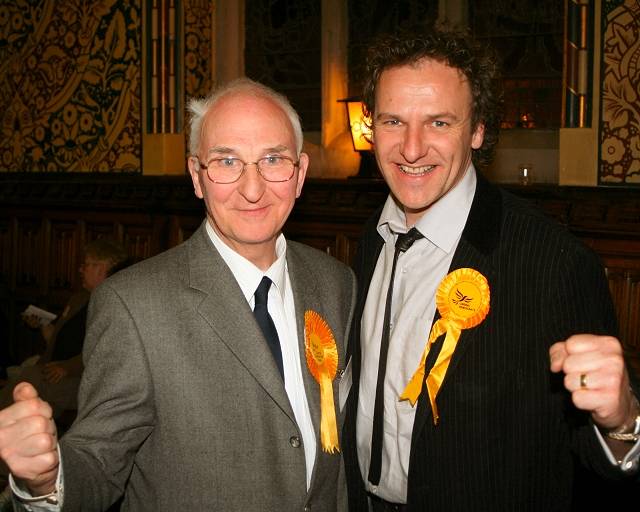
xmin=304 ymin=310 xmax=340 ymax=453
xmin=436 ymin=267 xmax=490 ymax=329
xmin=400 ymin=268 xmax=490 ymax=424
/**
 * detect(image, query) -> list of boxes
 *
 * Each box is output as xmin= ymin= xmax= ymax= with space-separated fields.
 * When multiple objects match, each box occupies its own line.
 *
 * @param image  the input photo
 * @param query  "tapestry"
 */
xmin=184 ymin=0 xmax=212 ymax=99
xmin=0 ymin=0 xmax=142 ymax=172
xmin=599 ymin=0 xmax=640 ymax=184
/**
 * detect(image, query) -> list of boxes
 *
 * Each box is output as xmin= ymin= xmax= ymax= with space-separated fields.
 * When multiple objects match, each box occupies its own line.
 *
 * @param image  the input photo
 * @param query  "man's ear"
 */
xmin=188 ymin=157 xmax=205 ymax=199
xmin=295 ymin=152 xmax=309 ymax=198
xmin=471 ymin=123 xmax=485 ymax=150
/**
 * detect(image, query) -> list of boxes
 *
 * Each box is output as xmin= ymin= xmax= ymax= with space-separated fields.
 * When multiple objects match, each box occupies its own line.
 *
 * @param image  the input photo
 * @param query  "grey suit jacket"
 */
xmin=60 ymin=223 xmax=356 ymax=511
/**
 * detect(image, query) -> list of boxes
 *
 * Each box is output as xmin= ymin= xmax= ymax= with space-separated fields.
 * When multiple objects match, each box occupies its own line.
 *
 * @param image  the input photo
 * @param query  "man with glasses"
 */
xmin=0 ymin=78 xmax=356 ymax=511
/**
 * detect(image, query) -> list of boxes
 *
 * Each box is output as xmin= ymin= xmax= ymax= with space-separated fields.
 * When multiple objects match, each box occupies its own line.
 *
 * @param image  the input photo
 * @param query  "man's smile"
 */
xmin=398 ymin=164 xmax=436 ymax=176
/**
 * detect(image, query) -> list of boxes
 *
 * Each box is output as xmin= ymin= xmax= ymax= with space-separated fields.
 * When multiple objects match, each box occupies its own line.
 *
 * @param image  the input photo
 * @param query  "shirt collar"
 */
xmin=377 ymin=164 xmax=477 ymax=253
xmin=205 ymin=221 xmax=287 ymax=302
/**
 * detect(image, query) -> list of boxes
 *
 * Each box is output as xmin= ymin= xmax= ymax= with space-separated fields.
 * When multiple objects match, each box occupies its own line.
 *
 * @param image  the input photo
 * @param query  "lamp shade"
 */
xmin=339 ymin=97 xmax=373 ymax=151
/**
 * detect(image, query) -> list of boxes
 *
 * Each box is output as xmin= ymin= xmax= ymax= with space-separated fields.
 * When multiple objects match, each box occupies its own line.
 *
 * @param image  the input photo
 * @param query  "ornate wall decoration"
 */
xmin=0 ymin=0 xmax=142 ymax=173
xmin=184 ymin=0 xmax=212 ymax=99
xmin=599 ymin=0 xmax=640 ymax=184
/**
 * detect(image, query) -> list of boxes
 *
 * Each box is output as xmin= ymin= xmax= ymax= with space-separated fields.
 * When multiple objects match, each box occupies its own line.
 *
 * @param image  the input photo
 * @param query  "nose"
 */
xmin=237 ymin=162 xmax=266 ymax=202
xmin=399 ymin=124 xmax=428 ymax=163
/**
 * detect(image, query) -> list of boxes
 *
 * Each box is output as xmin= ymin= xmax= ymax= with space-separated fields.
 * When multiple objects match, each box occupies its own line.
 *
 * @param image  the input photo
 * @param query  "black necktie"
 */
xmin=368 ymin=227 xmax=424 ymax=485
xmin=253 ymin=276 xmax=284 ymax=380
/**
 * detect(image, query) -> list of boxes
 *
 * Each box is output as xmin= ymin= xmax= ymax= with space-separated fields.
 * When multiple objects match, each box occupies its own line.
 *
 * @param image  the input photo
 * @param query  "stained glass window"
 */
xmin=245 ymin=0 xmax=322 ymax=131
xmin=347 ymin=0 xmax=438 ymax=97
xmin=470 ymin=0 xmax=564 ymax=129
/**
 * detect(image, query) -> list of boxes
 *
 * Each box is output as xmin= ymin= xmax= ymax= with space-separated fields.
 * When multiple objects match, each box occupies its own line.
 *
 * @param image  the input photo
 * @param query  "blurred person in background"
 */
xmin=0 ymin=239 xmax=129 ymax=420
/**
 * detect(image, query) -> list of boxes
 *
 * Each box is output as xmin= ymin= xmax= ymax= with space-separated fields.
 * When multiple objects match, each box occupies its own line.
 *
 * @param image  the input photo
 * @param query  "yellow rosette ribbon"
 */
xmin=304 ymin=310 xmax=340 ymax=453
xmin=400 ymin=268 xmax=490 ymax=424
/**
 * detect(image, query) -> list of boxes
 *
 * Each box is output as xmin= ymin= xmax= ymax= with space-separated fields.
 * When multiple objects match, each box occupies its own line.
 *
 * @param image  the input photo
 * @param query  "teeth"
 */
xmin=399 ymin=164 xmax=435 ymax=175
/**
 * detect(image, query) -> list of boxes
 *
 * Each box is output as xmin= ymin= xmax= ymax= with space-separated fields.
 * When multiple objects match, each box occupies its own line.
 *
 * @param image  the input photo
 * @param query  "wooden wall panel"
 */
xmin=48 ymin=219 xmax=80 ymax=292
xmin=81 ymin=214 xmax=166 ymax=263
xmin=14 ymin=217 xmax=45 ymax=293
xmin=0 ymin=218 xmax=12 ymax=288
xmin=336 ymin=232 xmax=360 ymax=267
xmin=1 ymin=175 xmax=639 ymax=369
xmin=606 ymin=268 xmax=640 ymax=375
xmin=167 ymin=215 xmax=203 ymax=248
xmin=607 ymin=269 xmax=631 ymax=339
xmin=626 ymin=274 xmax=640 ymax=350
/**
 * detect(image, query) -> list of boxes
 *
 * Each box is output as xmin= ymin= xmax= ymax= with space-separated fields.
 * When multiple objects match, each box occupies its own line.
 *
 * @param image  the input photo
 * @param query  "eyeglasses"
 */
xmin=194 ymin=155 xmax=299 ymax=184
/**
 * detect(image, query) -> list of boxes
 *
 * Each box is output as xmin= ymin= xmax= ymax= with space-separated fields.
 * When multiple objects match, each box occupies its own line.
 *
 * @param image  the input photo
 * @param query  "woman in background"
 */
xmin=0 ymin=239 xmax=129 ymax=420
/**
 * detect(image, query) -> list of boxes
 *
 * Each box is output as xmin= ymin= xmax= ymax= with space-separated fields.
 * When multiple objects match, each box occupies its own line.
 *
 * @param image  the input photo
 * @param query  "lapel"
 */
xmin=350 ymin=209 xmax=385 ymax=383
xmin=187 ymin=223 xmax=296 ymax=422
xmin=412 ymin=174 xmax=502 ymax=433
xmin=286 ymin=244 xmax=324 ymax=435
xmin=357 ymin=229 xmax=385 ymax=323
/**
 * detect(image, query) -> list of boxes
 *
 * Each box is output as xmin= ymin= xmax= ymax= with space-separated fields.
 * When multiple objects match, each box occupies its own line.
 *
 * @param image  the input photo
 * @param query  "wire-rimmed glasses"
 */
xmin=194 ymin=155 xmax=299 ymax=184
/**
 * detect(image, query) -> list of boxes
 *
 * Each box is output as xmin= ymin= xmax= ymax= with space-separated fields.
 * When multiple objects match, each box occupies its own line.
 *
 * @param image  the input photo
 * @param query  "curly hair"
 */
xmin=361 ymin=30 xmax=504 ymax=169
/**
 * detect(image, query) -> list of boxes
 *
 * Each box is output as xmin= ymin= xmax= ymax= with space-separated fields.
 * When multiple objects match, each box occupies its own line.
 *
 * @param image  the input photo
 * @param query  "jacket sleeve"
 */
xmin=60 ymin=282 xmax=155 ymax=511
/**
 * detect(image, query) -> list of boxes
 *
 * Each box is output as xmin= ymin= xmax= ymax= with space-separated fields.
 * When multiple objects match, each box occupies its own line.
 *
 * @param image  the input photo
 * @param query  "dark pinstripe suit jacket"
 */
xmin=343 ymin=174 xmax=622 ymax=511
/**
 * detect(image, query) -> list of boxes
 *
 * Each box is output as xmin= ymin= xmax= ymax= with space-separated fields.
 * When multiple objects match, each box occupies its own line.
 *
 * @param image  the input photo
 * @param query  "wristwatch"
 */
xmin=605 ymin=397 xmax=640 ymax=443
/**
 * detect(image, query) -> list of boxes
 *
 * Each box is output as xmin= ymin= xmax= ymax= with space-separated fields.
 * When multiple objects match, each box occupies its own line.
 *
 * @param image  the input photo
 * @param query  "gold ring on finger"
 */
xmin=579 ymin=373 xmax=588 ymax=389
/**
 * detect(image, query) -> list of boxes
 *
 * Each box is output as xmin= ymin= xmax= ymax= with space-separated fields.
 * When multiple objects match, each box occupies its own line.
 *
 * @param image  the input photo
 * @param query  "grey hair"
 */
xmin=187 ymin=77 xmax=304 ymax=157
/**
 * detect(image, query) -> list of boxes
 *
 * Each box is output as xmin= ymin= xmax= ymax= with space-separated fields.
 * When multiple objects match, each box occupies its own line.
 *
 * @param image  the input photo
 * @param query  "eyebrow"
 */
xmin=264 ymin=145 xmax=289 ymax=154
xmin=428 ymin=112 xmax=459 ymax=121
xmin=207 ymin=146 xmax=236 ymax=156
xmin=206 ymin=144 xmax=290 ymax=156
xmin=375 ymin=111 xmax=459 ymax=122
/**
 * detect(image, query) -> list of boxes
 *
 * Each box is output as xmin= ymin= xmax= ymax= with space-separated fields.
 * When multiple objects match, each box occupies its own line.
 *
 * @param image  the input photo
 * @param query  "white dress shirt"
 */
xmin=205 ymin=222 xmax=317 ymax=489
xmin=356 ymin=166 xmax=476 ymax=503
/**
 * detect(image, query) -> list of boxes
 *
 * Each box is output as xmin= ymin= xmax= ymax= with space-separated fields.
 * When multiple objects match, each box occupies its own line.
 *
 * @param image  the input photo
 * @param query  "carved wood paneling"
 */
xmin=1 ymin=174 xmax=639 ymax=367
xmin=0 ymin=218 xmax=12 ymax=287
xmin=48 ymin=219 xmax=80 ymax=291
xmin=606 ymin=267 xmax=640 ymax=375
xmin=627 ymin=274 xmax=640 ymax=350
xmin=14 ymin=216 xmax=44 ymax=293
xmin=167 ymin=214 xmax=203 ymax=248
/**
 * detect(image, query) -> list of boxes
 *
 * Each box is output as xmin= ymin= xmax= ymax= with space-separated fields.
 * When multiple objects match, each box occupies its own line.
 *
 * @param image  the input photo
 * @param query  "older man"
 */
xmin=0 ymin=78 xmax=356 ymax=511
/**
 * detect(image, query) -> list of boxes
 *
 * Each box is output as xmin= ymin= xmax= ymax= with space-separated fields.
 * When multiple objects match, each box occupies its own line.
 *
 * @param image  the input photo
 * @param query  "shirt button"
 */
xmin=289 ymin=435 xmax=301 ymax=448
xmin=371 ymin=485 xmax=378 ymax=493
